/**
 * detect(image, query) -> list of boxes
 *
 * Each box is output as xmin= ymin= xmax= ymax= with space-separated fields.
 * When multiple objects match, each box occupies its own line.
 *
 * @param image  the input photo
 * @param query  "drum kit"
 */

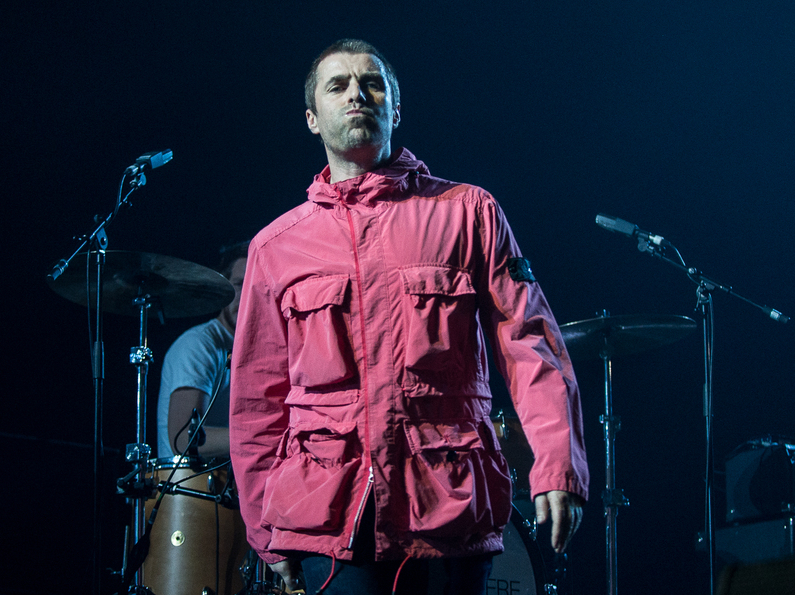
xmin=48 ymin=244 xmax=701 ymax=595
xmin=48 ymin=250 xmax=282 ymax=595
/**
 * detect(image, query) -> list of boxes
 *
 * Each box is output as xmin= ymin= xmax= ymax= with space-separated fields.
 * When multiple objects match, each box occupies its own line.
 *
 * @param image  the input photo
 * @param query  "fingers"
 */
xmin=534 ymin=490 xmax=584 ymax=553
xmin=534 ymin=493 xmax=550 ymax=524
xmin=268 ymin=559 xmax=303 ymax=593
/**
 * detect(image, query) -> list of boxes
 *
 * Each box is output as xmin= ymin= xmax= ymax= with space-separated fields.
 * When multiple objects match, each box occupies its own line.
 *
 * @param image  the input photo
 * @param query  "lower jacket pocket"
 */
xmin=402 ymin=419 xmax=512 ymax=537
xmin=261 ymin=424 xmax=362 ymax=532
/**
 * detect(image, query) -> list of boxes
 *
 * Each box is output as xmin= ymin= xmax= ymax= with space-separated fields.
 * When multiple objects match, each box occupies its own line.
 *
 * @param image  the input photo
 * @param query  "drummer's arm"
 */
xmin=168 ymin=387 xmax=230 ymax=458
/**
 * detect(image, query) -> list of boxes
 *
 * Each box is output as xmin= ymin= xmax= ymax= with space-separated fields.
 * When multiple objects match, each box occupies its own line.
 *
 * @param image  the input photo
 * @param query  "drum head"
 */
xmin=489 ymin=506 xmax=548 ymax=595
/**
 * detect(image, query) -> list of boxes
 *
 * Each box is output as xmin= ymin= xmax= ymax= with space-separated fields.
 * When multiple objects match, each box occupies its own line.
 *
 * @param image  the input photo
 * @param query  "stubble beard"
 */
xmin=325 ymin=112 xmax=391 ymax=154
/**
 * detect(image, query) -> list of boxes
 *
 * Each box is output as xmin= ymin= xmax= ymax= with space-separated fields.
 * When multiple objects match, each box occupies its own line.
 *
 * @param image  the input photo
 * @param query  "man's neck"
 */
xmin=325 ymin=143 xmax=392 ymax=183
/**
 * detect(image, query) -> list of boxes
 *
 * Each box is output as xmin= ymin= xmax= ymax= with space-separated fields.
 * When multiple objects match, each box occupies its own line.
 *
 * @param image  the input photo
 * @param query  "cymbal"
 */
xmin=48 ymin=251 xmax=234 ymax=318
xmin=559 ymin=314 xmax=697 ymax=361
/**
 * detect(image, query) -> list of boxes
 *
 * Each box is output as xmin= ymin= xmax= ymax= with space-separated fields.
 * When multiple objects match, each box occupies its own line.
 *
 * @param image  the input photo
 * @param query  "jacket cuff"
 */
xmin=530 ymin=474 xmax=589 ymax=501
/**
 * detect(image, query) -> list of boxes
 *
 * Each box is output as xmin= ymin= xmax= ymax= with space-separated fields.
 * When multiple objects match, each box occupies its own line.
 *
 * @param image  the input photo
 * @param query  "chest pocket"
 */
xmin=399 ymin=265 xmax=481 ymax=392
xmin=281 ymin=275 xmax=356 ymax=388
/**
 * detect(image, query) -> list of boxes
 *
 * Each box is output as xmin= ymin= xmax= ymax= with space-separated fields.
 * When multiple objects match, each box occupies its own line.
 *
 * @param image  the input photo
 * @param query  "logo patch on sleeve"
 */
xmin=507 ymin=257 xmax=536 ymax=283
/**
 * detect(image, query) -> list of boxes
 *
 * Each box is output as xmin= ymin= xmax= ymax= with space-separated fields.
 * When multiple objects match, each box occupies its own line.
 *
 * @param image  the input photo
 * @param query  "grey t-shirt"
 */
xmin=156 ymin=318 xmax=233 ymax=458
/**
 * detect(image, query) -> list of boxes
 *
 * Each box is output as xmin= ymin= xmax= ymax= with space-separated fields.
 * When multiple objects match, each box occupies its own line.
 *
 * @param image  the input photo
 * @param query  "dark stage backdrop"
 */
xmin=4 ymin=2 xmax=794 ymax=594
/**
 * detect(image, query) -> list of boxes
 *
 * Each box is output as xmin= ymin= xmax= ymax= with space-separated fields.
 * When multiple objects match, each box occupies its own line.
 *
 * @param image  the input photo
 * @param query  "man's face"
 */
xmin=220 ymin=257 xmax=246 ymax=332
xmin=306 ymin=52 xmax=400 ymax=154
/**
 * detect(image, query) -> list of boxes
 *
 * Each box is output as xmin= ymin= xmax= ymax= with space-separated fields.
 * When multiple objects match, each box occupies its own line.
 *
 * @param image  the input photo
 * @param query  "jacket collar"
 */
xmin=307 ymin=148 xmax=430 ymax=207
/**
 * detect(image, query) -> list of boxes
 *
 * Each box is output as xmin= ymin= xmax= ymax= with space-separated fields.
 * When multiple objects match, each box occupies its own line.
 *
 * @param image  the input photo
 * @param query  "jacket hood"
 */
xmin=307 ymin=148 xmax=431 ymax=207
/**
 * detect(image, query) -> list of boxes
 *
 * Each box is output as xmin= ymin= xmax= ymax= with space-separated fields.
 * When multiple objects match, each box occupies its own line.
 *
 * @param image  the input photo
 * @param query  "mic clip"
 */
xmin=128 ymin=171 xmax=146 ymax=189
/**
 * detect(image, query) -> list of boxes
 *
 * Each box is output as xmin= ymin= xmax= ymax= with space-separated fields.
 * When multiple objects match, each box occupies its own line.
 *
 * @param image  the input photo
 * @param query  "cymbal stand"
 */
xmin=125 ymin=292 xmax=158 ymax=588
xmin=597 ymin=310 xmax=630 ymax=595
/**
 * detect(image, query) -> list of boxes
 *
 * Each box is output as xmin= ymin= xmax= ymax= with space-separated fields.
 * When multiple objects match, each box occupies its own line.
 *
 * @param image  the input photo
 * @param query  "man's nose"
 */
xmin=348 ymin=82 xmax=367 ymax=104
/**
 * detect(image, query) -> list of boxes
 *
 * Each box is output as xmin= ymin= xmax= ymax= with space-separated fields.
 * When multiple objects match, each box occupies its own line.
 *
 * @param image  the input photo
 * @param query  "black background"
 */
xmin=4 ymin=2 xmax=794 ymax=594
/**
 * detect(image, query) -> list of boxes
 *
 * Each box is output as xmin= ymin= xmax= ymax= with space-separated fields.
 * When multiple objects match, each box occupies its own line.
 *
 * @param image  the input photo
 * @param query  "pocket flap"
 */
xmin=282 ymin=275 xmax=349 ymax=317
xmin=285 ymin=388 xmax=359 ymax=407
xmin=399 ymin=266 xmax=475 ymax=297
xmin=403 ymin=420 xmax=484 ymax=454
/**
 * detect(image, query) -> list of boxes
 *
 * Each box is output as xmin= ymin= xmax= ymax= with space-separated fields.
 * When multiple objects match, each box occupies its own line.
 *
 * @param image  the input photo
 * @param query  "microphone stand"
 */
xmin=47 ymin=165 xmax=150 ymax=595
xmin=634 ymin=236 xmax=788 ymax=594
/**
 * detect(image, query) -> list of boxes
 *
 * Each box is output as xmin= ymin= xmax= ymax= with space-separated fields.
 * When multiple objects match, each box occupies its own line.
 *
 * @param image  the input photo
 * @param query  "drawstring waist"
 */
xmin=392 ymin=555 xmax=412 ymax=595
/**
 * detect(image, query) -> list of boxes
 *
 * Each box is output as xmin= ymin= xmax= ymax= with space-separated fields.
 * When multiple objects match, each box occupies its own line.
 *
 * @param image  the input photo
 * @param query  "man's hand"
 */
xmin=534 ymin=490 xmax=585 ymax=553
xmin=268 ymin=558 xmax=303 ymax=594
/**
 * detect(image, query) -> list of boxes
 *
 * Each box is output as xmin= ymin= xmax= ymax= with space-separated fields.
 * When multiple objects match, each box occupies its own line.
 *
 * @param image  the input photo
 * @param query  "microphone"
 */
xmin=595 ymin=213 xmax=668 ymax=247
xmin=125 ymin=149 xmax=173 ymax=174
xmin=187 ymin=408 xmax=206 ymax=459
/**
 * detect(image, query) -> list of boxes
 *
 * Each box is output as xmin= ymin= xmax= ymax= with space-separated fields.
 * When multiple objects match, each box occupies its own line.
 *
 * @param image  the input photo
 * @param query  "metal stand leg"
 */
xmin=121 ymin=293 xmax=155 ymax=591
xmin=598 ymin=310 xmax=629 ymax=595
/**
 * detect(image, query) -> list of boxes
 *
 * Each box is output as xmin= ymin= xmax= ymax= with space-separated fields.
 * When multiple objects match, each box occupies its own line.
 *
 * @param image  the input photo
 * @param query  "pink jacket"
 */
xmin=230 ymin=149 xmax=588 ymax=563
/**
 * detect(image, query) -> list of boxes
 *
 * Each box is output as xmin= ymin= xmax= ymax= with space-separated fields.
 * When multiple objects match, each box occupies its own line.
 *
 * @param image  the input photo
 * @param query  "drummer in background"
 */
xmin=156 ymin=241 xmax=249 ymax=460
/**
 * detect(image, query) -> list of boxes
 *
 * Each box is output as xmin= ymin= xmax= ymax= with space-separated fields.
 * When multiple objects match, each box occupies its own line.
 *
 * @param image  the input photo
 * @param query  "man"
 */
xmin=230 ymin=39 xmax=588 ymax=595
xmin=157 ymin=242 xmax=248 ymax=460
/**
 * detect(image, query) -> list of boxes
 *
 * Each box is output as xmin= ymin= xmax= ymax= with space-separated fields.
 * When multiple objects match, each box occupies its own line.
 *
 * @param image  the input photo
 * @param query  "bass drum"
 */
xmin=141 ymin=459 xmax=249 ymax=595
xmin=489 ymin=505 xmax=550 ymax=595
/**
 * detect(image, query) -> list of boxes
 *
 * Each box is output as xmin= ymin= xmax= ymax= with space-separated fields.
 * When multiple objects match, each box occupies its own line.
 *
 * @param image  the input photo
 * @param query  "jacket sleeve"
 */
xmin=476 ymin=195 xmax=589 ymax=500
xmin=229 ymin=242 xmax=291 ymax=562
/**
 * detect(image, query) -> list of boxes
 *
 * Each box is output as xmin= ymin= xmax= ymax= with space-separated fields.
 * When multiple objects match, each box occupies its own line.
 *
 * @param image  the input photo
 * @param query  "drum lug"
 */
xmin=522 ymin=513 xmax=538 ymax=541
xmin=125 ymin=442 xmax=151 ymax=463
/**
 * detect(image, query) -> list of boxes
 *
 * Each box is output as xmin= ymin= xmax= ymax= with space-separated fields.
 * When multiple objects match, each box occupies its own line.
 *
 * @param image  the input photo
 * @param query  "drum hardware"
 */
xmin=121 ymin=361 xmax=234 ymax=594
xmin=560 ymin=310 xmax=697 ymax=595
xmin=595 ymin=213 xmax=789 ymax=594
xmin=117 ymin=459 xmax=157 ymax=500
xmin=152 ymin=460 xmax=240 ymax=509
xmin=49 ymin=239 xmax=234 ymax=592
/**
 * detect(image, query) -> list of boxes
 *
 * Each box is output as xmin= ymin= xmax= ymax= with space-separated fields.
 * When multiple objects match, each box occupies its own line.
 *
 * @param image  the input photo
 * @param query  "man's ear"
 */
xmin=306 ymin=109 xmax=320 ymax=135
xmin=392 ymin=104 xmax=401 ymax=129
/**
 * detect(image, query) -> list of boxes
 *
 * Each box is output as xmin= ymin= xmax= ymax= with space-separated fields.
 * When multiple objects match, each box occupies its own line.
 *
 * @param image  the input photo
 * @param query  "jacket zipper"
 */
xmin=343 ymin=204 xmax=375 ymax=551
xmin=349 ymin=465 xmax=375 ymax=548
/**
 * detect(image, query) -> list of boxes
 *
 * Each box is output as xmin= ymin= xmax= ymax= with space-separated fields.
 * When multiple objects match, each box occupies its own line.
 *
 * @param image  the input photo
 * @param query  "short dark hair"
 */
xmin=304 ymin=39 xmax=400 ymax=114
xmin=215 ymin=240 xmax=249 ymax=279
